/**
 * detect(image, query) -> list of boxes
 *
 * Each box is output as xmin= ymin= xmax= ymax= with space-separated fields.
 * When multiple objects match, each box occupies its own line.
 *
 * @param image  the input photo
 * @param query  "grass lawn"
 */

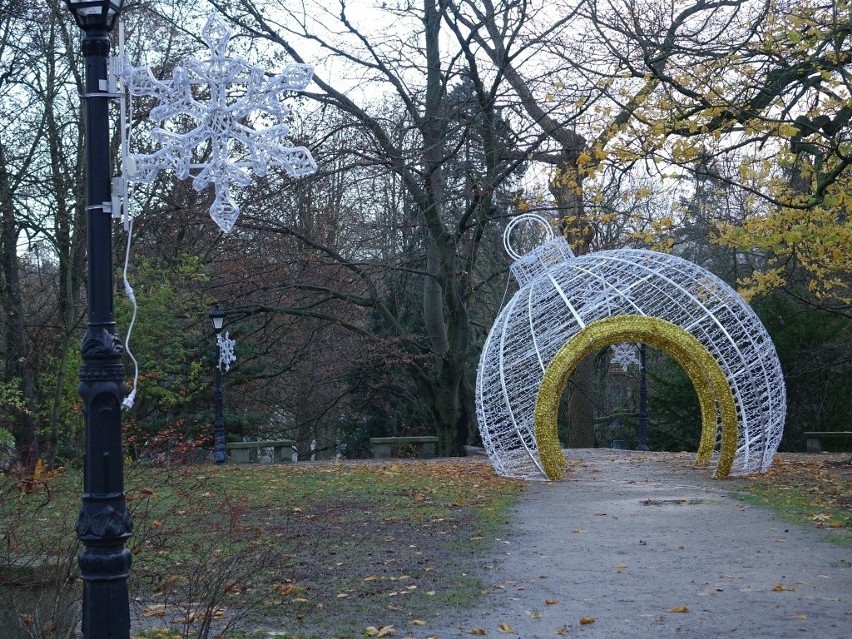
xmin=1 ymin=457 xmax=523 ymax=639
xmin=3 ymin=451 xmax=850 ymax=639
xmin=734 ymin=453 xmax=852 ymax=545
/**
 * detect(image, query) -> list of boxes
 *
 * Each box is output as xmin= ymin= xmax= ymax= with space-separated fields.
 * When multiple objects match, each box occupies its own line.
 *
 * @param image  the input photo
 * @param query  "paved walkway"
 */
xmin=429 ymin=450 xmax=851 ymax=639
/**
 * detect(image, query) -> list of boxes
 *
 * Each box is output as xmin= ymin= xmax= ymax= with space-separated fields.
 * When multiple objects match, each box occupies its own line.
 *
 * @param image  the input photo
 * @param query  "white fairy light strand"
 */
xmin=121 ymin=14 xmax=317 ymax=232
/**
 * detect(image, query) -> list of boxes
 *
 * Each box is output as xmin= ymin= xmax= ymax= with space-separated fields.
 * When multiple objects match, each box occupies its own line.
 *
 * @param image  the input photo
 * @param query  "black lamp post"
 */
xmin=636 ymin=343 xmax=650 ymax=451
xmin=65 ymin=1 xmax=131 ymax=638
xmin=210 ymin=305 xmax=227 ymax=464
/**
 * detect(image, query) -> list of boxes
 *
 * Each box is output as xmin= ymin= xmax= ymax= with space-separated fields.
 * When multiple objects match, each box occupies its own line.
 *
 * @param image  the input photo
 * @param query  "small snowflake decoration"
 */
xmin=610 ymin=342 xmax=640 ymax=372
xmin=217 ymin=331 xmax=237 ymax=372
xmin=123 ymin=14 xmax=317 ymax=232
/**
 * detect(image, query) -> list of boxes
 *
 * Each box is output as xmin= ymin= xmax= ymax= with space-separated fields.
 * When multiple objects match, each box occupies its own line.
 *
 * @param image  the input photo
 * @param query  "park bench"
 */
xmin=225 ymin=439 xmax=296 ymax=463
xmin=370 ymin=436 xmax=439 ymax=459
xmin=803 ymin=431 xmax=852 ymax=453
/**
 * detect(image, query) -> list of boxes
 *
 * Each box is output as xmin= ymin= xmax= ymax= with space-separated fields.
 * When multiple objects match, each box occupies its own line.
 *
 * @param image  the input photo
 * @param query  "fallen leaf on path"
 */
xmin=615 ymin=563 xmax=628 ymax=573
xmin=773 ymin=583 xmax=796 ymax=592
xmin=579 ymin=617 xmax=595 ymax=625
xmin=469 ymin=630 xmax=487 ymax=636
xmin=497 ymin=622 xmax=515 ymax=633
xmin=410 ymin=620 xmax=426 ymax=626
xmin=668 ymin=605 xmax=690 ymax=613
xmin=794 ymin=614 xmax=807 ymax=620
xmin=141 ymin=604 xmax=166 ymax=617
xmin=545 ymin=598 xmax=558 ymax=605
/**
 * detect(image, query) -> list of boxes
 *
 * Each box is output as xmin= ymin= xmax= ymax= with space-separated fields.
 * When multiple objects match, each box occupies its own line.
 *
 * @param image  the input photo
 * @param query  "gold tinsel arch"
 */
xmin=534 ymin=316 xmax=738 ymax=480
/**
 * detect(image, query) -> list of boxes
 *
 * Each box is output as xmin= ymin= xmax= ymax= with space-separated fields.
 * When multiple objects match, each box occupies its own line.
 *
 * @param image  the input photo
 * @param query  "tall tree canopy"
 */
xmin=1 ymin=0 xmax=848 ymax=466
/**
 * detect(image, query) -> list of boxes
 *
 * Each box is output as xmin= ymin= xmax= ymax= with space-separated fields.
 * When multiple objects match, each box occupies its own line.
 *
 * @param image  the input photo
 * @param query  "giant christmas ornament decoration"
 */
xmin=476 ymin=215 xmax=786 ymax=480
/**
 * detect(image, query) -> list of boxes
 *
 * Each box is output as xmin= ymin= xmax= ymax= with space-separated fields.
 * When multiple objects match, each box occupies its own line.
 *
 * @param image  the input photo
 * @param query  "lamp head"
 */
xmin=66 ymin=0 xmax=125 ymax=31
xmin=210 ymin=305 xmax=225 ymax=332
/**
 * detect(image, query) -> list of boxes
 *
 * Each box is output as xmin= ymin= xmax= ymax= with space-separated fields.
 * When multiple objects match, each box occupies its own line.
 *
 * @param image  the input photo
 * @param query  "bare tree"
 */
xmin=195 ymin=0 xmax=540 ymax=453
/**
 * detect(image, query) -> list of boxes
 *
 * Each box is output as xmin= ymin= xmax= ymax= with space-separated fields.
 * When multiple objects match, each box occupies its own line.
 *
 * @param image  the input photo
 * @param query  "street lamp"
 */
xmin=65 ymin=1 xmax=131 ymax=638
xmin=210 ymin=305 xmax=226 ymax=464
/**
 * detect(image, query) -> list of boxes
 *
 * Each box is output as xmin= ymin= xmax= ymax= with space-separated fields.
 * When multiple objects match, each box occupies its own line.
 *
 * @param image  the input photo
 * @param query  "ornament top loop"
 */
xmin=503 ymin=213 xmax=554 ymax=261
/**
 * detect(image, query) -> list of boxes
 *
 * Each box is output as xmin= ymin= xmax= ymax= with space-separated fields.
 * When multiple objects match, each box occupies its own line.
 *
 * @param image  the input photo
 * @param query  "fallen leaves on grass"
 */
xmin=743 ymin=455 xmax=851 ymax=529
xmin=153 ymin=575 xmax=180 ymax=594
xmin=272 ymin=582 xmax=296 ymax=596
xmin=364 ymin=625 xmax=396 ymax=637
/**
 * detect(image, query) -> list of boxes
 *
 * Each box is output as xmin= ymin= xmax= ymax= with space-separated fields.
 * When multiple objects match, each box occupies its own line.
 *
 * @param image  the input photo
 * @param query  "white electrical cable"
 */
xmin=117 ymin=19 xmax=139 ymax=410
xmin=120 ymin=216 xmax=139 ymax=410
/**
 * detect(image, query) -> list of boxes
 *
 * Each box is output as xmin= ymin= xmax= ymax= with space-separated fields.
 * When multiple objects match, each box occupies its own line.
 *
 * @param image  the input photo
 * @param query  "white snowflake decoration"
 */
xmin=122 ymin=14 xmax=317 ymax=232
xmin=217 ymin=331 xmax=237 ymax=372
xmin=610 ymin=343 xmax=640 ymax=372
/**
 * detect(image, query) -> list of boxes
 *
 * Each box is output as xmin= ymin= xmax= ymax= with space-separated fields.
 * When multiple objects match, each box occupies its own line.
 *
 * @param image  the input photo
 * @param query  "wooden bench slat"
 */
xmin=804 ymin=432 xmax=852 ymax=453
xmin=225 ymin=440 xmax=297 ymax=463
xmin=369 ymin=436 xmax=438 ymax=444
xmin=369 ymin=436 xmax=438 ymax=459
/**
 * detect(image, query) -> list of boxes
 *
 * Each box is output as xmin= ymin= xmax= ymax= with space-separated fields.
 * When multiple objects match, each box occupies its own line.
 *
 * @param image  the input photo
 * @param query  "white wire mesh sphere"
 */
xmin=475 ymin=237 xmax=786 ymax=480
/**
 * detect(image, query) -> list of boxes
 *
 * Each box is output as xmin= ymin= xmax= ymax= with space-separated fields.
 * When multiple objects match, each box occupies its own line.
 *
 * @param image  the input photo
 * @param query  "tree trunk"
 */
xmin=566 ymin=357 xmax=596 ymax=448
xmin=550 ymin=153 xmax=596 ymax=447
xmin=0 ymin=142 xmax=38 ymax=467
xmin=44 ymin=26 xmax=86 ymax=467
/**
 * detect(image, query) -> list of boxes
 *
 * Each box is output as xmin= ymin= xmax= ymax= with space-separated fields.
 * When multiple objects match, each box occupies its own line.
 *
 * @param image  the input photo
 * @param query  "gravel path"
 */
xmin=423 ymin=449 xmax=851 ymax=639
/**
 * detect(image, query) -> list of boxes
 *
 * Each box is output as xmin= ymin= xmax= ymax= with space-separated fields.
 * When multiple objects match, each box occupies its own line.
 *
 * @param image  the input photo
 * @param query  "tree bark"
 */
xmin=0 ymin=142 xmax=38 ymax=467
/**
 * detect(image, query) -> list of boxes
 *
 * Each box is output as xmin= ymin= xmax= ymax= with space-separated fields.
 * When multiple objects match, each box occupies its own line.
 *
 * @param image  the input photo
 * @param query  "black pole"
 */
xmin=68 ymin=3 xmax=132 ymax=638
xmin=636 ymin=343 xmax=649 ymax=451
xmin=213 ymin=328 xmax=226 ymax=464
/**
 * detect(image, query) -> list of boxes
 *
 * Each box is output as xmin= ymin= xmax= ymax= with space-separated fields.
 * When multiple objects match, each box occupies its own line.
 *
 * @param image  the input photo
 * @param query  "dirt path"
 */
xmin=423 ymin=450 xmax=851 ymax=639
